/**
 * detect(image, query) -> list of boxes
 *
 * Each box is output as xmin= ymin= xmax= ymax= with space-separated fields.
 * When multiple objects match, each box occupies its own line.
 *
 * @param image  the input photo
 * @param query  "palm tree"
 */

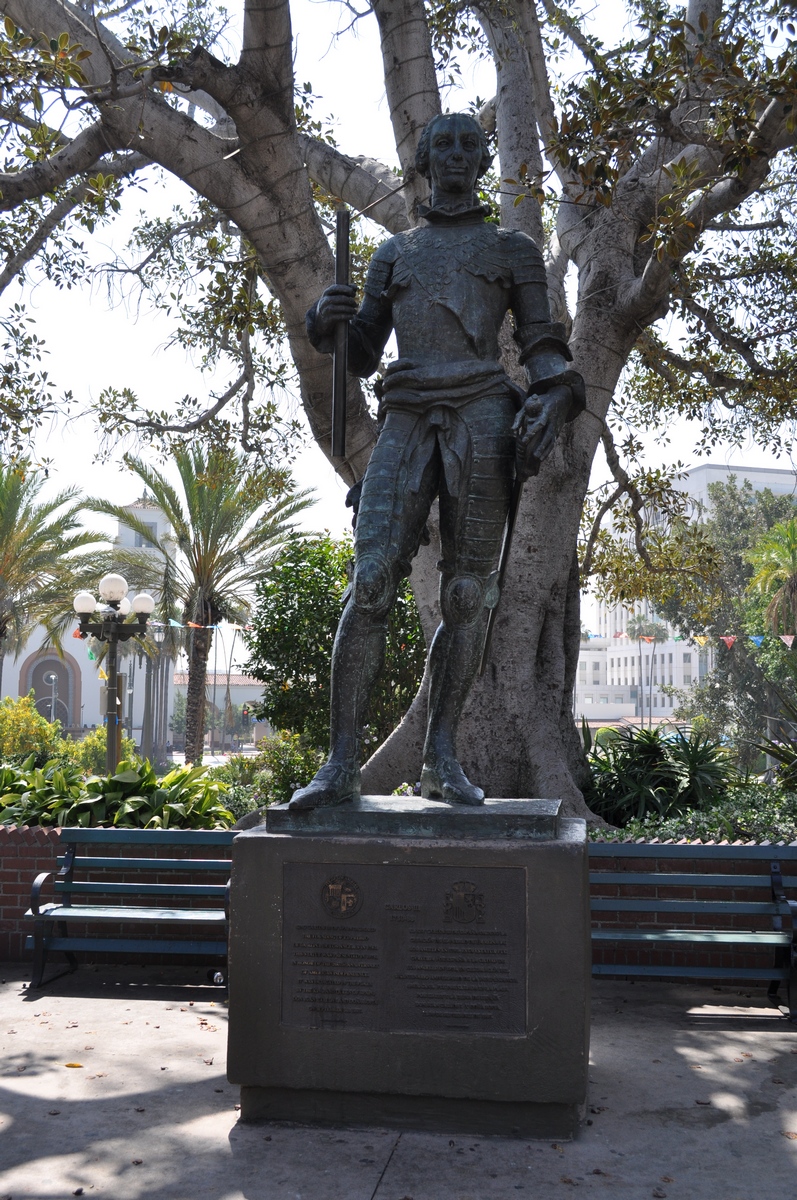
xmin=626 ymin=614 xmax=668 ymax=728
xmin=748 ymin=517 xmax=797 ymax=635
xmin=88 ymin=447 xmax=314 ymax=762
xmin=0 ymin=461 xmax=109 ymax=696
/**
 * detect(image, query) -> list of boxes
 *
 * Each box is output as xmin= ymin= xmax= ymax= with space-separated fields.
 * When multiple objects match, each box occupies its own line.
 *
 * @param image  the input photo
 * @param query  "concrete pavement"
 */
xmin=0 ymin=965 xmax=795 ymax=1200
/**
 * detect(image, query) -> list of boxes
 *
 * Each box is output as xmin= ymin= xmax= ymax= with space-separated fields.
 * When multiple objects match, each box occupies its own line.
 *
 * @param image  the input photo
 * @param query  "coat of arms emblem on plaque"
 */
xmin=320 ymin=875 xmax=363 ymax=918
xmin=444 ymin=880 xmax=486 ymax=924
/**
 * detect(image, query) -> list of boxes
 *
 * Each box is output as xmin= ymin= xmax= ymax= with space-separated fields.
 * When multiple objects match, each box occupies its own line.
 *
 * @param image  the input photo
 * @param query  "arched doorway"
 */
xmin=18 ymin=650 xmax=82 ymax=730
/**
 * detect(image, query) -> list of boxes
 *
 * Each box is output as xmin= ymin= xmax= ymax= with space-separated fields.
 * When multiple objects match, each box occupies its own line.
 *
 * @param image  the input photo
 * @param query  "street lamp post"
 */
xmin=73 ymin=575 xmax=155 ymax=774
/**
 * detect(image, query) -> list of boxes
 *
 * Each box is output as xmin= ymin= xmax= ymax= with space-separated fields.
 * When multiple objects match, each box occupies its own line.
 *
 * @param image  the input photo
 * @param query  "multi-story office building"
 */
xmin=575 ymin=463 xmax=797 ymax=725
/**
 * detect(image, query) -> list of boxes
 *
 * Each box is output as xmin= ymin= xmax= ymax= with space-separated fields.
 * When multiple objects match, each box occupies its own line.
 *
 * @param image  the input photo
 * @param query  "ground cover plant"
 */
xmin=591 ymin=784 xmax=797 ymax=844
xmin=586 ymin=725 xmax=738 ymax=826
xmin=0 ymin=757 xmax=232 ymax=828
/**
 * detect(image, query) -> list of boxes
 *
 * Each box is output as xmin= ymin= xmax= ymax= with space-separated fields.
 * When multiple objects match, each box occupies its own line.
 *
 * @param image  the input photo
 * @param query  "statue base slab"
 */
xmin=226 ymin=797 xmax=590 ymax=1138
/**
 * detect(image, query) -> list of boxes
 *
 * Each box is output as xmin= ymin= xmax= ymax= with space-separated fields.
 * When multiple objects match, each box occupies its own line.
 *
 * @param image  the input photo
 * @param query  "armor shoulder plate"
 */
xmin=363 ymin=239 xmax=399 ymax=300
xmin=496 ymin=228 xmax=548 ymax=287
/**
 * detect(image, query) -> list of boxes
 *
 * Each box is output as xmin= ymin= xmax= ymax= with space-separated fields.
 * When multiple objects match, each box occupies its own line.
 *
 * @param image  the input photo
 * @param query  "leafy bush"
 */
xmin=0 ymin=757 xmax=233 ymax=828
xmin=60 ymin=725 xmax=138 ymax=775
xmin=588 ymin=726 xmax=738 ymax=826
xmin=244 ymin=534 xmax=425 ymax=749
xmin=252 ymin=732 xmax=323 ymax=807
xmin=207 ymin=735 xmax=324 ymax=808
xmin=0 ymin=694 xmax=62 ymax=766
xmin=591 ymin=784 xmax=797 ymax=843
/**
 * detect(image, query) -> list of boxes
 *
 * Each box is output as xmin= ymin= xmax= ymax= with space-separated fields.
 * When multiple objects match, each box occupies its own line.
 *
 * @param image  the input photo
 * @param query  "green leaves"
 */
xmin=588 ymin=726 xmax=737 ymax=827
xmin=244 ymin=533 xmax=425 ymax=751
xmin=0 ymin=755 xmax=233 ymax=828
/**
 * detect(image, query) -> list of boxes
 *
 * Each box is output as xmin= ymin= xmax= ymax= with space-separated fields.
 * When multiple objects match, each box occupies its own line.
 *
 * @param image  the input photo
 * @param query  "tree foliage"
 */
xmin=244 ymin=533 xmax=426 ymax=751
xmin=655 ymin=477 xmax=797 ymax=763
xmin=87 ymin=445 xmax=314 ymax=762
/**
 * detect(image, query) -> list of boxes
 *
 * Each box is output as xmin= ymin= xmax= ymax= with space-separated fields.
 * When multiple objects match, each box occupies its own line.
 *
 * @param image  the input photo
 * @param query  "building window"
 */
xmin=683 ymin=652 xmax=691 ymax=663
xmin=135 ymin=522 xmax=158 ymax=548
xmin=654 ymin=696 xmax=658 ymax=707
xmin=585 ymin=695 xmax=593 ymax=704
xmin=614 ymin=695 xmax=623 ymax=704
xmin=599 ymin=695 xmax=608 ymax=704
xmin=683 ymin=673 xmax=692 ymax=685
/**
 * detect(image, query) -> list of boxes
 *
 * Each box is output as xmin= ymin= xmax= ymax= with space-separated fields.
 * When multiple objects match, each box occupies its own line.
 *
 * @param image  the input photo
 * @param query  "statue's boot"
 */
xmin=421 ymin=613 xmax=486 ymax=807
xmin=420 ymin=759 xmax=484 ymax=805
xmin=289 ymin=599 xmax=387 ymax=811
xmin=288 ymin=760 xmax=361 ymax=810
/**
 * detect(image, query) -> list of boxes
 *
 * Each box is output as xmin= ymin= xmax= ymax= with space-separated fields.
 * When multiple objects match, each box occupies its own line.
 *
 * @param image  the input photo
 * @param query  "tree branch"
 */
xmin=599 ymin=425 xmax=656 ymax=572
xmin=0 ymin=150 xmax=148 ymax=294
xmin=370 ymin=0 xmax=440 ymax=218
xmin=0 ymin=121 xmax=121 ymax=208
xmin=116 ymin=371 xmax=248 ymax=435
xmin=621 ymin=98 xmax=796 ymax=319
xmin=298 ymin=135 xmax=410 ymax=233
xmin=680 ymin=292 xmax=781 ymax=375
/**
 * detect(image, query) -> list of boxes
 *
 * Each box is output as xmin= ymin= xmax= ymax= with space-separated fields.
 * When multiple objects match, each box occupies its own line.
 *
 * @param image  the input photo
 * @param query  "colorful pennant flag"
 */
xmin=674 ymin=635 xmax=683 ymax=642
xmin=98 ymin=668 xmax=108 ymax=681
xmin=640 ymin=635 xmax=655 ymax=643
xmin=168 ymin=619 xmax=183 ymax=628
xmin=186 ymin=621 xmax=203 ymax=628
xmin=780 ymin=634 xmax=795 ymax=649
xmin=720 ymin=636 xmax=737 ymax=649
xmin=749 ymin=635 xmax=765 ymax=647
xmin=86 ymin=647 xmax=96 ymax=661
xmin=694 ymin=635 xmax=709 ymax=646
xmin=613 ymin=631 xmax=627 ymax=638
xmin=71 ymin=628 xmax=82 ymax=639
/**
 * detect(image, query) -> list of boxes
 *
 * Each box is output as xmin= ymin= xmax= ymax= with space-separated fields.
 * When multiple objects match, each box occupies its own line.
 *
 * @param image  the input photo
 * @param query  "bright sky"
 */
xmin=14 ymin=0 xmax=797 ymax=675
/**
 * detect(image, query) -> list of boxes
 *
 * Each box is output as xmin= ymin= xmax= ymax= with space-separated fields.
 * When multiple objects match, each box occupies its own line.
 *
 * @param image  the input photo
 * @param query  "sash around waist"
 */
xmin=379 ymin=359 xmax=520 ymax=407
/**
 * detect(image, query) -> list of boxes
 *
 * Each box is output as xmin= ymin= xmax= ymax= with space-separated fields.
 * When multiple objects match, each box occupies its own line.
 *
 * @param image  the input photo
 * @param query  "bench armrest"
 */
xmin=30 ymin=871 xmax=54 ymax=916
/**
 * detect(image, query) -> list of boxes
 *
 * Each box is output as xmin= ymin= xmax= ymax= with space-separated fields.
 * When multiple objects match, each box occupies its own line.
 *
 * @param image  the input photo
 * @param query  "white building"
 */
xmin=1 ymin=496 xmax=175 ymax=745
xmin=575 ymin=463 xmax=797 ymax=726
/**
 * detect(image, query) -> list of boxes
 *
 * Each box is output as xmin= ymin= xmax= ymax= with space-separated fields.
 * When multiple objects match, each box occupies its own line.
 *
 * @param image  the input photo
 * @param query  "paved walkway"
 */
xmin=0 ymin=966 xmax=795 ymax=1200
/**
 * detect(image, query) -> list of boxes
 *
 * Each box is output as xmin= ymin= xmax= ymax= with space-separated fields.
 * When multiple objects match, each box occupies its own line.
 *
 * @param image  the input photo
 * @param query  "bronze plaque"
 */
xmin=281 ymin=862 xmax=527 ymax=1035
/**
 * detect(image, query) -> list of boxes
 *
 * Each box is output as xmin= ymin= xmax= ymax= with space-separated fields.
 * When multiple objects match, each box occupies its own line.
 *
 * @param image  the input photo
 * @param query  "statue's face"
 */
xmin=427 ymin=115 xmax=483 ymax=195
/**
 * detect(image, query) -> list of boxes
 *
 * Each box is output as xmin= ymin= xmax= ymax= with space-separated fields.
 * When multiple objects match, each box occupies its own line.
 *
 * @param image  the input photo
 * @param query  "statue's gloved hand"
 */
xmin=512 ymin=384 xmax=573 ymax=480
xmin=313 ymin=283 xmax=358 ymax=337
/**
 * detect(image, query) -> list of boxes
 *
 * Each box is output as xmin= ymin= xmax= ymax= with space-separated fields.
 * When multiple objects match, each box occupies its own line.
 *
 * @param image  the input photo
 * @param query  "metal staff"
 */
xmin=478 ymin=411 xmax=544 ymax=677
xmin=331 ymin=205 xmax=350 ymax=459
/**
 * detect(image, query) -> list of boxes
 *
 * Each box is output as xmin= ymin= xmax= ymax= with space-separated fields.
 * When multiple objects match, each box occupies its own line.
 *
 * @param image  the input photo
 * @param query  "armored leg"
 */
xmin=290 ymin=413 xmax=439 ymax=810
xmin=421 ymin=395 xmax=516 ymax=805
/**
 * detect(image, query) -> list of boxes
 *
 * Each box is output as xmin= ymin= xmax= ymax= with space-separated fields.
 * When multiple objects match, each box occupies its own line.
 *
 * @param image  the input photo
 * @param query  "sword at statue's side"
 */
xmin=331 ymin=205 xmax=350 ymax=459
xmin=478 ymin=396 xmax=546 ymax=677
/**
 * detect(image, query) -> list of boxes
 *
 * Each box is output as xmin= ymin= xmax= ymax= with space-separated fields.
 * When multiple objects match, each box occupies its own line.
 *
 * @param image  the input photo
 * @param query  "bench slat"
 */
xmin=59 ymin=856 xmax=232 ymax=872
xmin=592 ymin=929 xmax=790 ymax=944
xmin=591 ymin=898 xmax=782 ymax=914
xmin=25 ymin=935 xmax=227 ymax=956
xmin=58 ymin=829 xmax=236 ymax=845
xmin=54 ymin=882 xmax=227 ymax=898
xmin=29 ymin=904 xmax=226 ymax=923
xmin=592 ymin=964 xmax=790 ymax=980
xmin=589 ymin=872 xmax=797 ymax=888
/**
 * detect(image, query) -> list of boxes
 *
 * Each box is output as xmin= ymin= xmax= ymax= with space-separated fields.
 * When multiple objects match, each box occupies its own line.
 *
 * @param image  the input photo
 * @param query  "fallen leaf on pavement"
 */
xmin=204 ymin=1058 xmax=214 ymax=1065
xmin=661 ymin=1178 xmax=674 ymax=1183
xmin=65 ymin=1063 xmax=83 ymax=1069
xmin=652 ymin=1190 xmax=667 ymax=1198
xmin=131 ymin=1159 xmax=143 ymax=1165
xmin=695 ymin=1100 xmax=711 ymax=1106
xmin=48 ymin=1110 xmax=60 ymax=1115
xmin=782 ymin=1132 xmax=797 ymax=1140
xmin=135 ymin=1107 xmax=145 ymax=1113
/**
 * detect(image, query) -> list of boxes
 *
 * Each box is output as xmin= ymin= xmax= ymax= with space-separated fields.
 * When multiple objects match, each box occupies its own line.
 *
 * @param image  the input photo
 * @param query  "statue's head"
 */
xmin=415 ymin=113 xmax=492 ymax=196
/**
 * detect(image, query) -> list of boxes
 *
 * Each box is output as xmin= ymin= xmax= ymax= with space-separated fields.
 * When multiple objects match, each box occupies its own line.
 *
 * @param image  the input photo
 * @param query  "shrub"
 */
xmin=0 ymin=694 xmax=62 ymax=766
xmin=591 ymin=783 xmax=797 ymax=843
xmin=60 ymin=725 xmax=138 ymax=775
xmin=0 ymin=757 xmax=233 ymax=828
xmin=588 ymin=726 xmax=737 ymax=826
xmin=253 ymin=732 xmax=323 ymax=807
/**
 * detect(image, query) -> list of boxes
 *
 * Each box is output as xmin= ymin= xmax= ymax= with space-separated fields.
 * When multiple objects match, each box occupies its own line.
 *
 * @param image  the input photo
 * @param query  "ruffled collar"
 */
xmin=417 ymin=198 xmax=492 ymax=224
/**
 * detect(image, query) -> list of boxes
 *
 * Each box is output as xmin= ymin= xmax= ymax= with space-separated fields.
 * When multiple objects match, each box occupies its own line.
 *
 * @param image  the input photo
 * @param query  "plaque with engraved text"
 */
xmin=281 ymin=862 xmax=527 ymax=1035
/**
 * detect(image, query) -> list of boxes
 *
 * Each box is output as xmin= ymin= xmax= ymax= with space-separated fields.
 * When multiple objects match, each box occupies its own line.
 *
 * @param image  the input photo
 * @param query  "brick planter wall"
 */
xmin=1 ymin=825 xmax=63 ymax=962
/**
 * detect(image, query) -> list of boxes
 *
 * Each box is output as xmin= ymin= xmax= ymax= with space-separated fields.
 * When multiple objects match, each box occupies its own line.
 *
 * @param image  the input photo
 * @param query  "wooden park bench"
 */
xmin=589 ymin=841 xmax=797 ymax=1020
xmin=26 ymin=827 xmax=235 ymax=988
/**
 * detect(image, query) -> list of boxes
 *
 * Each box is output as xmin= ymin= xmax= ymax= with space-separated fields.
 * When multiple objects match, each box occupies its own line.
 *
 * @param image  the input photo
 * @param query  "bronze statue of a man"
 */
xmin=290 ymin=112 xmax=584 ymax=810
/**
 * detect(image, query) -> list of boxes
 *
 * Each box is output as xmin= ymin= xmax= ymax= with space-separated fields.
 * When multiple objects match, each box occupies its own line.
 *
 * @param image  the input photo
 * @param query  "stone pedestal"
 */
xmin=227 ymin=798 xmax=590 ymax=1138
